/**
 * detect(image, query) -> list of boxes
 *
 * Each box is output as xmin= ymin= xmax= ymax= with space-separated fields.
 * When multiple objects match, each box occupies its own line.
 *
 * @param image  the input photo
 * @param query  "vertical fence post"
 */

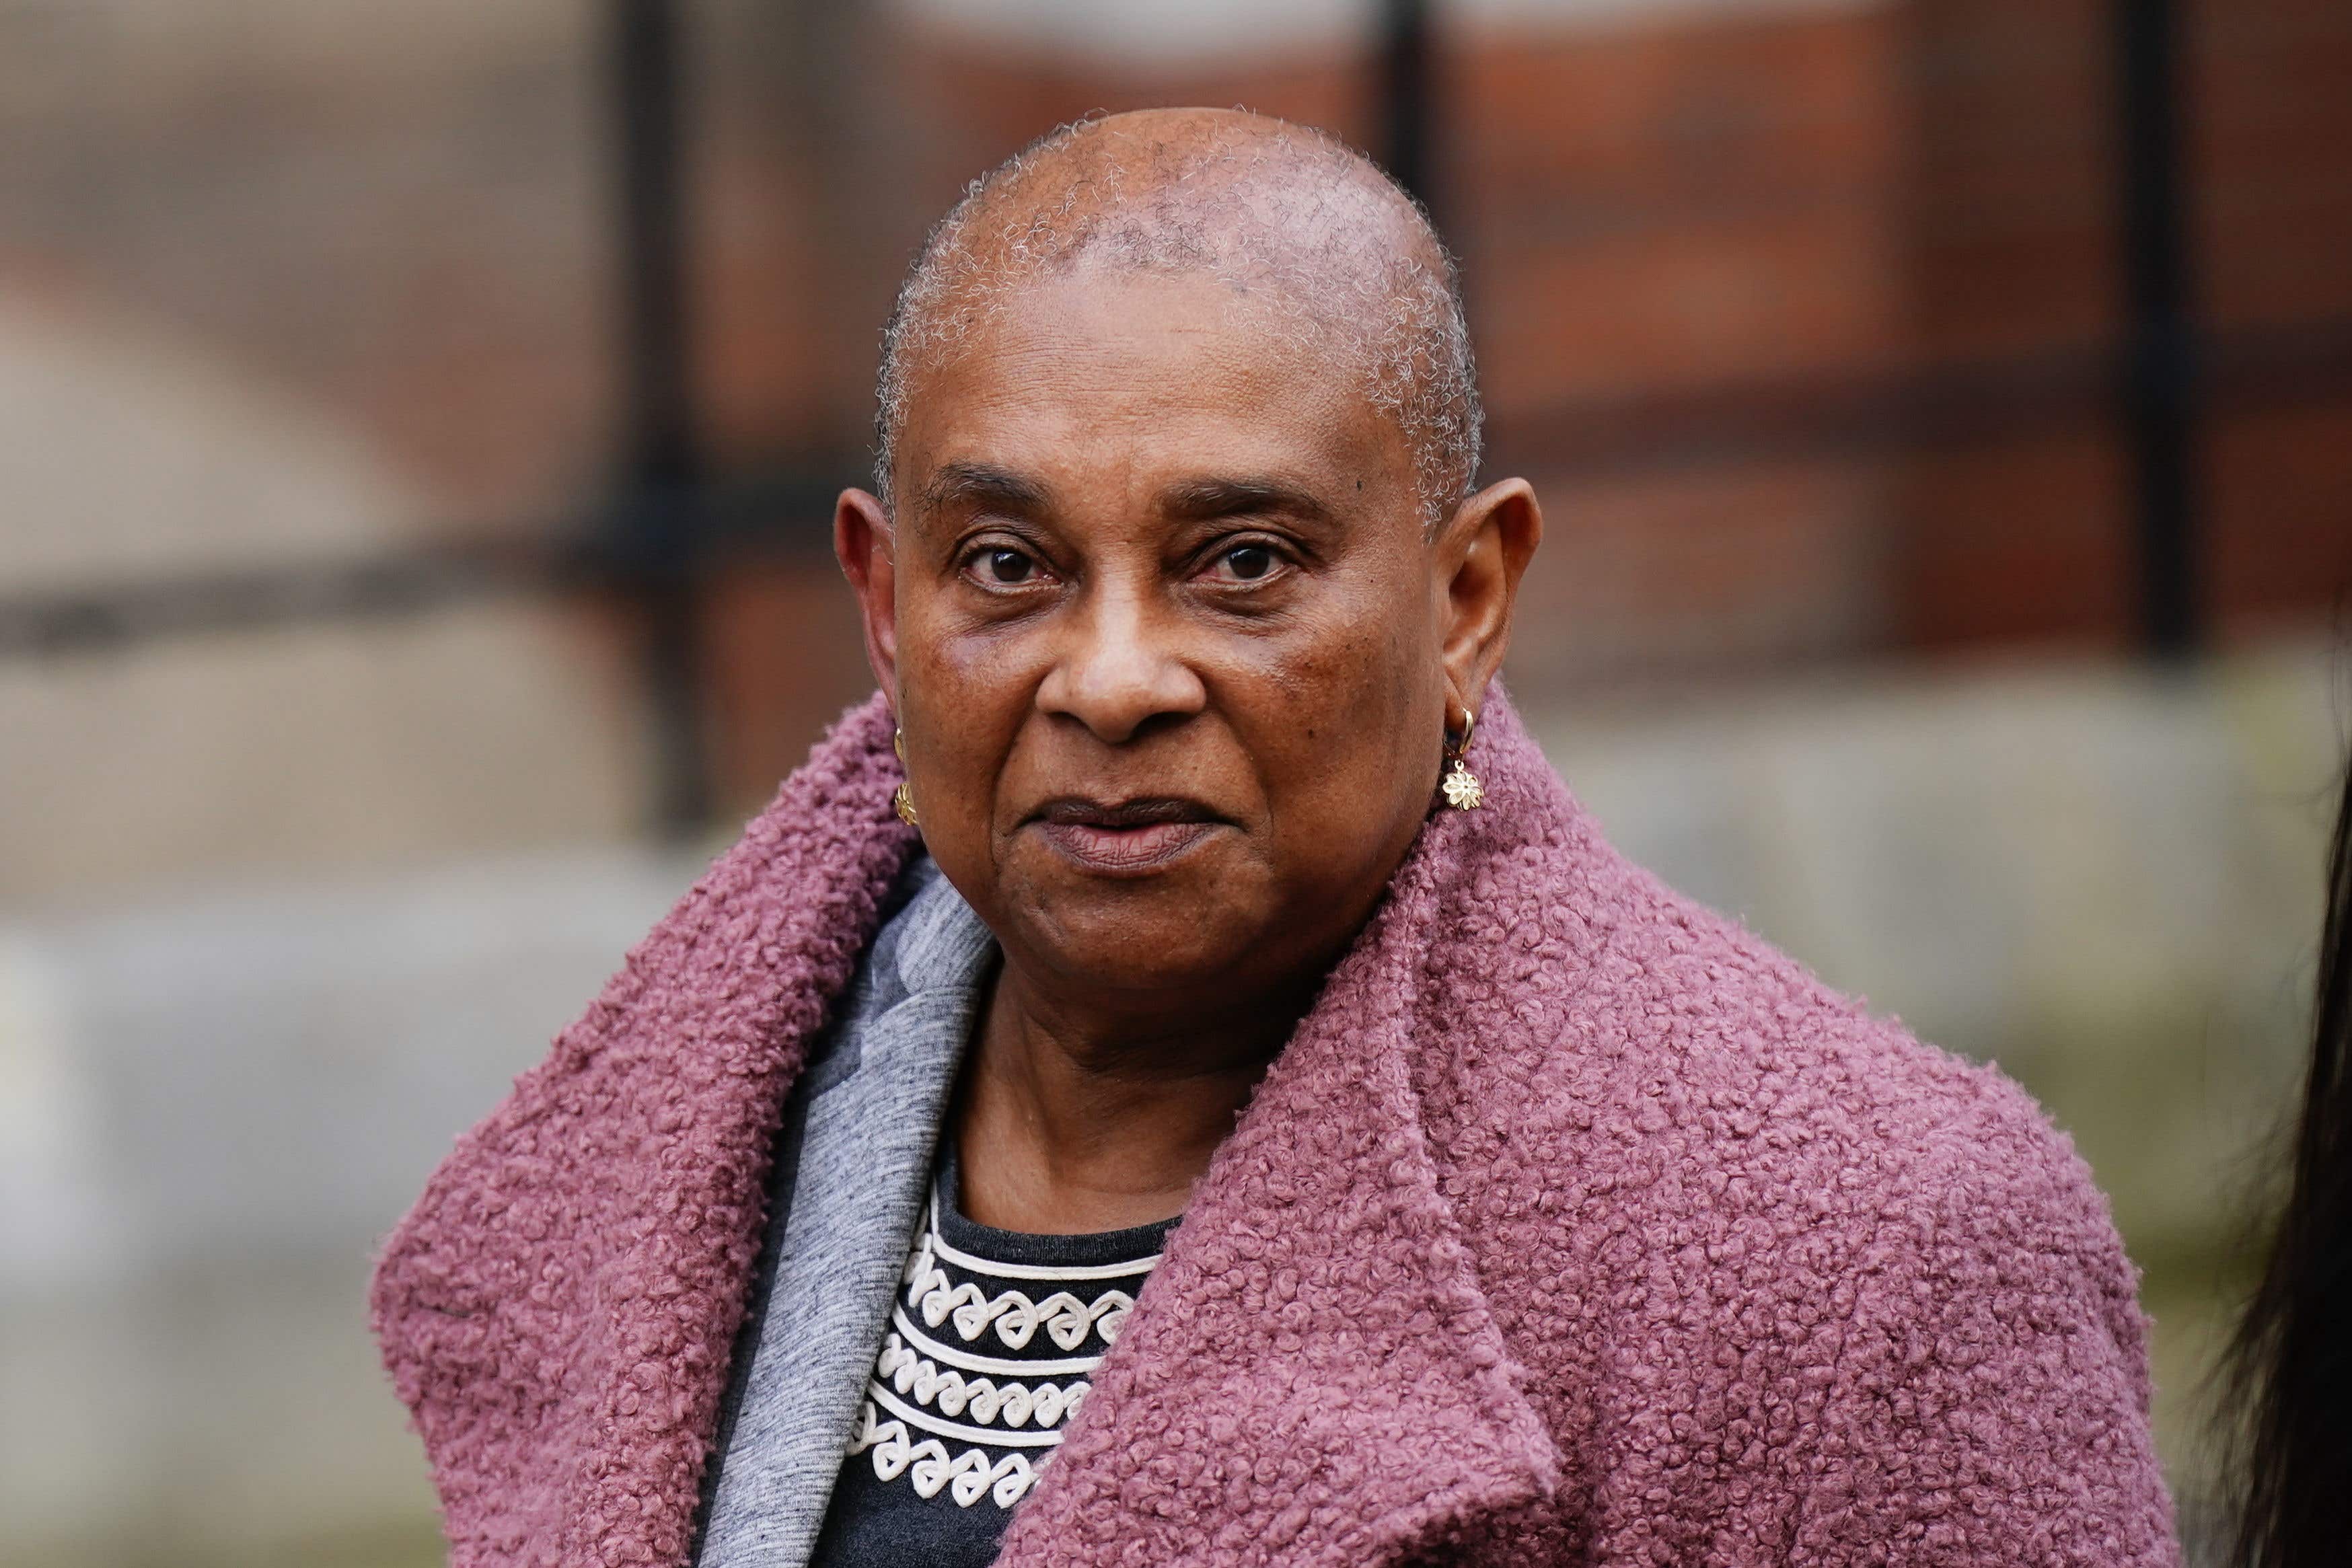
xmin=1379 ymin=0 xmax=1436 ymax=212
xmin=612 ymin=0 xmax=711 ymax=834
xmin=2116 ymin=0 xmax=2202 ymax=659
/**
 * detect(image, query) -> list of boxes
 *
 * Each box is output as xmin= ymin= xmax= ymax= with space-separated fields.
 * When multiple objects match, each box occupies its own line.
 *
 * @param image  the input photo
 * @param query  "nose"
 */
xmin=1035 ymin=581 xmax=1207 ymax=745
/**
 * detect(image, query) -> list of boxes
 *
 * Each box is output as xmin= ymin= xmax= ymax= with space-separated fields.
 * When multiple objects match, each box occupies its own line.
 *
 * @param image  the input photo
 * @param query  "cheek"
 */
xmin=898 ymin=612 xmax=1040 ymax=839
xmin=902 ymin=593 xmax=1037 ymax=724
xmin=1248 ymin=594 xmax=1436 ymax=827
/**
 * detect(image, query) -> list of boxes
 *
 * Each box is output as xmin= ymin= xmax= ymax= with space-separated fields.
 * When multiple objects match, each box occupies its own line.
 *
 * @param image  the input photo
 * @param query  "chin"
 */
xmin=1002 ymin=854 xmax=1272 ymax=993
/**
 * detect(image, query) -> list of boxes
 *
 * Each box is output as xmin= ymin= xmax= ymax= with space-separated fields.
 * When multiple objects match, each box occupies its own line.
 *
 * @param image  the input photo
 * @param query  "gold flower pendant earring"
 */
xmin=1440 ymin=708 xmax=1483 ymax=811
xmin=892 ymin=727 xmax=920 ymax=827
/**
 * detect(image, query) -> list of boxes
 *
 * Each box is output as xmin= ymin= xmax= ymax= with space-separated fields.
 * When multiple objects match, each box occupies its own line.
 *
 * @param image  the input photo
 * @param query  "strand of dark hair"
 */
xmin=2221 ymin=750 xmax=2352 ymax=1567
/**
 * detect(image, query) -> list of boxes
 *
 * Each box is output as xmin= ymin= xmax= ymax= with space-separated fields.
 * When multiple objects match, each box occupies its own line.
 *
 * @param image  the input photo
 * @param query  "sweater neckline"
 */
xmin=930 ymin=1137 xmax=1183 ymax=1273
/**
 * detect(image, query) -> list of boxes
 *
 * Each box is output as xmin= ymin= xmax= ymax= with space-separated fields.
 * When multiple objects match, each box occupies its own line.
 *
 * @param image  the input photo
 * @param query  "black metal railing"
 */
xmin=5 ymin=0 xmax=2326 ymax=832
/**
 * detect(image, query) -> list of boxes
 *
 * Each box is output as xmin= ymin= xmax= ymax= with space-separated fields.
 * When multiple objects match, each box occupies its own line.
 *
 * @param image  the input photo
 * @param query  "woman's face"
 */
xmin=841 ymin=268 xmax=1517 ymax=1010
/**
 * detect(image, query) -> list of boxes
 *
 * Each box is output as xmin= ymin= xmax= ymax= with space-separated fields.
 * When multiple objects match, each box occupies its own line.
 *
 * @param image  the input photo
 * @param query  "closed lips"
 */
xmin=1029 ymin=798 xmax=1226 ymax=873
xmin=1036 ymin=798 xmax=1217 ymax=829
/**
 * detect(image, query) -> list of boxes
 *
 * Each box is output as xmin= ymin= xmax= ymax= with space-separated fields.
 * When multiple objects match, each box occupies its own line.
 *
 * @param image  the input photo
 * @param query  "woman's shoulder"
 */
xmin=1417 ymin=812 xmax=2171 ymax=1563
xmin=1426 ymin=842 xmax=2133 ymax=1317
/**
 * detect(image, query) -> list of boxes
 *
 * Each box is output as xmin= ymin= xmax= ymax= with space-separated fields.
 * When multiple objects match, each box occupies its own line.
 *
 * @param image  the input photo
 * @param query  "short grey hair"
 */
xmin=873 ymin=114 xmax=1483 ymax=533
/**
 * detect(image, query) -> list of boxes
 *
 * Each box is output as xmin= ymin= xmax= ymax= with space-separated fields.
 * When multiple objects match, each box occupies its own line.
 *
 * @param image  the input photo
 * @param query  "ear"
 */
xmin=1432 ymin=478 xmax=1543 ymax=725
xmin=834 ymin=488 xmax=901 ymax=708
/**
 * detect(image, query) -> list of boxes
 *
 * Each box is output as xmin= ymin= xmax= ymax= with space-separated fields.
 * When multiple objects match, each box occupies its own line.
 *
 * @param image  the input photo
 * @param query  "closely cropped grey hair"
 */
xmin=873 ymin=116 xmax=1483 ymax=533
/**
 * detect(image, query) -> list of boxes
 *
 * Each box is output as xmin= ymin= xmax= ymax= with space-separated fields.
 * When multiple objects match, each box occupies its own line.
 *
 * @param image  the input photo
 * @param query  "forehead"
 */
xmin=892 ymin=268 xmax=1415 ymax=511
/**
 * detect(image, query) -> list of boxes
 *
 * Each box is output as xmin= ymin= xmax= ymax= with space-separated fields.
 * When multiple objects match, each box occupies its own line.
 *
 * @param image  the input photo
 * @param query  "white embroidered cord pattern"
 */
xmin=846 ymin=1401 xmax=1039 ymax=1509
xmin=877 ymin=1333 xmax=1091 ymax=1427
xmin=909 ymin=1264 xmax=1136 ymax=1352
xmin=846 ymin=1196 xmax=1159 ymax=1509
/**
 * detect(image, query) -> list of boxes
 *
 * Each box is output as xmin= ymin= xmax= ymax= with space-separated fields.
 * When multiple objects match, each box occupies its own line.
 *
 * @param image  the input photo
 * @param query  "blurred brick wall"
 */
xmin=4 ymin=0 xmax=2345 ymax=811
xmin=2193 ymin=0 xmax=2352 ymax=637
xmin=846 ymin=0 xmax=2350 ymax=716
xmin=0 ymin=1 xmax=612 ymax=528
xmin=1894 ymin=0 xmax=2352 ymax=652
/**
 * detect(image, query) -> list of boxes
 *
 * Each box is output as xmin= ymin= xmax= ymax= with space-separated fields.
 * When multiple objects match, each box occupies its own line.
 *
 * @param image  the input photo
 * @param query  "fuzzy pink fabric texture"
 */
xmin=372 ymin=690 xmax=2179 ymax=1566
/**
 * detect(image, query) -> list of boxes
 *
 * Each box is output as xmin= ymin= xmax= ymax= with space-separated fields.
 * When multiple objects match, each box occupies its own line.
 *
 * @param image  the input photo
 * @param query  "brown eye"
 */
xmin=1216 ymin=544 xmax=1276 ymax=582
xmin=984 ymin=548 xmax=1036 ymax=585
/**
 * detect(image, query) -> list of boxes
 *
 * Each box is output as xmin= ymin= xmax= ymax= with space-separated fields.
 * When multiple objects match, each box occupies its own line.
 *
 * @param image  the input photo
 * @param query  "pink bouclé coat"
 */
xmin=371 ymin=692 xmax=2179 ymax=1567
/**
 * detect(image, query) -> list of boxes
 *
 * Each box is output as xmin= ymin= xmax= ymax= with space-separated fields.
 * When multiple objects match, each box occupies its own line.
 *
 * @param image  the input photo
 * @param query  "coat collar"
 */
xmin=374 ymin=695 xmax=922 ymax=1567
xmin=992 ymin=694 xmax=1564 ymax=1564
xmin=375 ymin=691 xmax=1563 ymax=1566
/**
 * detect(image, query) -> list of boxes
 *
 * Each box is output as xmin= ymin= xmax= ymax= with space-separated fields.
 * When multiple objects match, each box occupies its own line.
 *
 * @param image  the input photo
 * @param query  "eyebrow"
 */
xmin=915 ymin=463 xmax=1336 ymax=529
xmin=919 ymin=461 xmax=1053 ymax=517
xmin=1157 ymin=476 xmax=1334 ymax=526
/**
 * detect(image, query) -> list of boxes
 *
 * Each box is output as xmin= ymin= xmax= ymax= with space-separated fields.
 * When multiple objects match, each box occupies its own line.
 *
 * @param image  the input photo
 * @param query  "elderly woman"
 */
xmin=373 ymin=111 xmax=2177 ymax=1568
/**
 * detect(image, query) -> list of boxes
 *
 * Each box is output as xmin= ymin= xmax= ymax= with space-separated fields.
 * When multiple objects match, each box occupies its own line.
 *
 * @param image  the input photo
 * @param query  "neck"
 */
xmin=951 ymin=959 xmax=1313 ymax=1234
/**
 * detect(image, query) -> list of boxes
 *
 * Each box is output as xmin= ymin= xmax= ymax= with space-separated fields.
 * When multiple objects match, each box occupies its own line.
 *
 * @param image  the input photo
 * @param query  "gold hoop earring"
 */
xmin=1439 ymin=708 xmax=1483 ymax=811
xmin=892 ymin=726 xmax=919 ymax=827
